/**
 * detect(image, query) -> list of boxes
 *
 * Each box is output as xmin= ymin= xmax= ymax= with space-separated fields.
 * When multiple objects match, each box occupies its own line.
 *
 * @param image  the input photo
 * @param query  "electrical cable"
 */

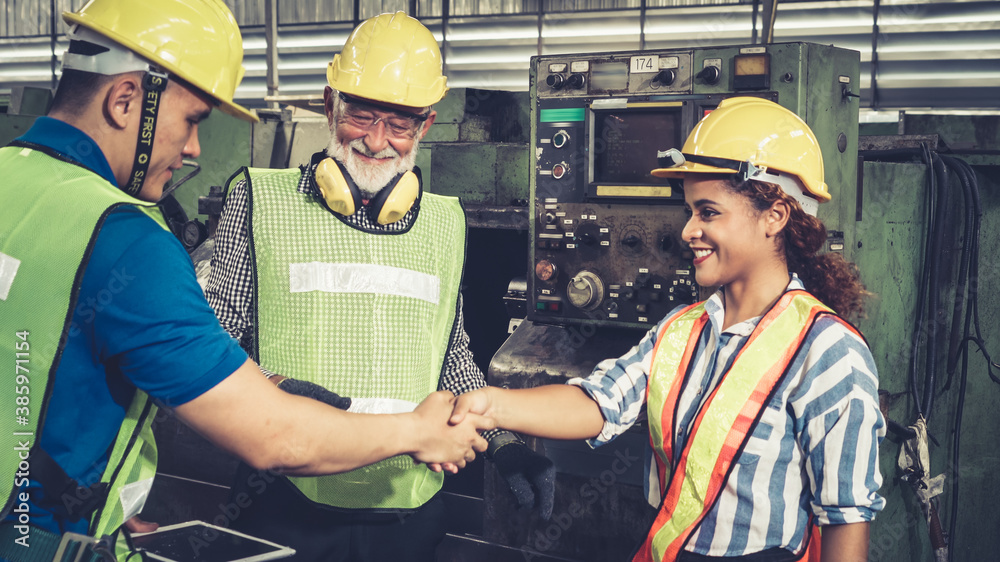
xmin=939 ymin=155 xmax=974 ymax=562
xmin=942 ymin=157 xmax=974 ymax=388
xmin=922 ymin=153 xmax=950 ymax=418
xmin=908 ymin=143 xmax=935 ymax=418
xmin=945 ymin=182 xmax=971 ymax=381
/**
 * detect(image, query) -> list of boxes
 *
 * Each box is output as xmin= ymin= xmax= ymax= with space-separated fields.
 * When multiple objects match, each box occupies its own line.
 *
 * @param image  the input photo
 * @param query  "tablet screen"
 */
xmin=131 ymin=521 xmax=293 ymax=562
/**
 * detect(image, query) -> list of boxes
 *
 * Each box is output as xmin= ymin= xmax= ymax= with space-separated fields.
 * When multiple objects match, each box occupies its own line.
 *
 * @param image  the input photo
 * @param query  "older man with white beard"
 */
xmin=205 ymin=11 xmax=555 ymax=562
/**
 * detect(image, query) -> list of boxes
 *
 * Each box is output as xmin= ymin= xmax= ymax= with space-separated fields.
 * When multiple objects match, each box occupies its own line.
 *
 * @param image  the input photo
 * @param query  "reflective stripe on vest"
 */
xmin=241 ymin=167 xmax=465 ymax=510
xmin=0 ymin=145 xmax=162 ymax=547
xmin=636 ymin=290 xmax=832 ymax=562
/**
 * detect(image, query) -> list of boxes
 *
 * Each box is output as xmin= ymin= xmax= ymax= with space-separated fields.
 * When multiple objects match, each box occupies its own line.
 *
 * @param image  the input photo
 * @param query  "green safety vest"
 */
xmin=236 ymin=167 xmax=466 ymax=510
xmin=0 ymin=144 xmax=162 ymax=559
xmin=637 ymin=290 xmax=834 ymax=561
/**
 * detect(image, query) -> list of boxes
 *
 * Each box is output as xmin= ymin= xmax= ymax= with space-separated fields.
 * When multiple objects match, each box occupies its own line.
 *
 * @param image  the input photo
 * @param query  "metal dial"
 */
xmin=566 ymin=270 xmax=605 ymax=311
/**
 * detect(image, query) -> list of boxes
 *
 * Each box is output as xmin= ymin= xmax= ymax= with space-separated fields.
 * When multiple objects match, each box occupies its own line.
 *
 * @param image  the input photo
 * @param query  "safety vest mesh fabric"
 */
xmin=241 ymin=167 xmax=465 ymax=509
xmin=0 ymin=145 xmax=163 ymax=547
xmin=636 ymin=290 xmax=831 ymax=562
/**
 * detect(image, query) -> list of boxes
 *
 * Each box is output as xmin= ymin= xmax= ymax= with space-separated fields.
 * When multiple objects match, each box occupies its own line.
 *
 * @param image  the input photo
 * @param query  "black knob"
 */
xmin=622 ymin=235 xmax=641 ymax=248
xmin=552 ymin=131 xmax=570 ymax=148
xmin=623 ymin=289 xmax=635 ymax=300
xmin=544 ymin=212 xmax=557 ymax=225
xmin=696 ymin=66 xmax=720 ymax=85
xmin=634 ymin=272 xmax=651 ymax=289
xmin=578 ymin=232 xmax=596 ymax=246
xmin=546 ymin=74 xmax=565 ymax=90
xmin=567 ymin=73 xmax=587 ymax=89
xmin=658 ymin=235 xmax=675 ymax=253
xmin=654 ymin=69 xmax=676 ymax=86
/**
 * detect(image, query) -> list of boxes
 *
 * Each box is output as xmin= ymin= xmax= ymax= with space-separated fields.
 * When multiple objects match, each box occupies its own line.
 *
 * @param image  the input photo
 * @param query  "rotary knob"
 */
xmin=546 ymin=74 xmax=565 ymax=90
xmin=668 ymin=277 xmax=700 ymax=305
xmin=566 ymin=271 xmax=605 ymax=311
xmin=552 ymin=131 xmax=570 ymax=148
xmin=653 ymin=69 xmax=676 ymax=87
xmin=696 ymin=66 xmax=721 ymax=85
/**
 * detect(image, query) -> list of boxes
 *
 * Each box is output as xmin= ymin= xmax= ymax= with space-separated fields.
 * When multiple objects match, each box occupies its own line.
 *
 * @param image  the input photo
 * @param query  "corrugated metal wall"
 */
xmin=1 ymin=0 xmax=998 ymax=110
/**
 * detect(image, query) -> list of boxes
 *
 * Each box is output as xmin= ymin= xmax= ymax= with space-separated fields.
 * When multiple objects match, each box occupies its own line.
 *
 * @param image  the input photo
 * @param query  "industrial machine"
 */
xmin=484 ymin=42 xmax=862 ymax=561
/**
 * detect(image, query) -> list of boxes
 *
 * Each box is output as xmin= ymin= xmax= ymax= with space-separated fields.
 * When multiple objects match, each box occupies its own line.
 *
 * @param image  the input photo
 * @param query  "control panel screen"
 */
xmin=592 ymin=108 xmax=682 ymax=185
xmin=591 ymin=61 xmax=629 ymax=91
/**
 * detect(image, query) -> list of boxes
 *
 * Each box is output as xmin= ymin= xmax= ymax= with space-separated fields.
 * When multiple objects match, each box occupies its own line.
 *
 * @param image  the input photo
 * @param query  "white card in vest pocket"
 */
xmin=288 ymin=262 xmax=441 ymax=305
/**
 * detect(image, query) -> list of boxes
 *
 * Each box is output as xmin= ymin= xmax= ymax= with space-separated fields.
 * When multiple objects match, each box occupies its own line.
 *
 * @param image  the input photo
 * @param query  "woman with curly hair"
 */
xmin=451 ymin=97 xmax=885 ymax=562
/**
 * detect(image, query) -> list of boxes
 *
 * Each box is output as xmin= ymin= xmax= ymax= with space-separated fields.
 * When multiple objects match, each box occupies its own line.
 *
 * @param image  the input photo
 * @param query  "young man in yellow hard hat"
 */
xmin=206 ymin=11 xmax=554 ymax=562
xmin=0 ymin=2 xmax=492 ymax=560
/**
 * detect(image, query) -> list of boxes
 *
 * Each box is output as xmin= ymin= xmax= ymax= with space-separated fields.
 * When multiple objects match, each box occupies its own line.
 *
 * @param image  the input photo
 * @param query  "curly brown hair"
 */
xmin=725 ymin=177 xmax=870 ymax=319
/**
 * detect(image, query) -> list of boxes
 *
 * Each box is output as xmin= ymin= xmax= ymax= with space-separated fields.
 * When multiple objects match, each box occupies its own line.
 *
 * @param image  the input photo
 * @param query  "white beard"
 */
xmin=326 ymin=134 xmax=419 ymax=198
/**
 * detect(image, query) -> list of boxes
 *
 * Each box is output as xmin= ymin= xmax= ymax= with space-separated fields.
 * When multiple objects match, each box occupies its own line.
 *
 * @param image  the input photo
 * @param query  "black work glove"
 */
xmin=277 ymin=377 xmax=352 ymax=410
xmin=491 ymin=439 xmax=556 ymax=520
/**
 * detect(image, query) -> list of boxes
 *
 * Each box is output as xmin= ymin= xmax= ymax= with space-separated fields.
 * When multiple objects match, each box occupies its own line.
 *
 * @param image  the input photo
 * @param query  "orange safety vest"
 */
xmin=636 ymin=290 xmax=846 ymax=562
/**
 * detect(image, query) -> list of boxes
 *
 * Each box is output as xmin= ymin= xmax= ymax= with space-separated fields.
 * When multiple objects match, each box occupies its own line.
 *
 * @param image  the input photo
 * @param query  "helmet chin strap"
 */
xmin=123 ymin=70 xmax=169 ymax=197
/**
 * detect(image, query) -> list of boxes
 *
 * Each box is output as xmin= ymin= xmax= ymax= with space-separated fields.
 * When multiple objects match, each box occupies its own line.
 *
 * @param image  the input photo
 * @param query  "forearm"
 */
xmin=820 ymin=522 xmax=869 ymax=562
xmin=489 ymin=385 xmax=605 ymax=440
xmin=175 ymin=360 xmax=428 ymax=475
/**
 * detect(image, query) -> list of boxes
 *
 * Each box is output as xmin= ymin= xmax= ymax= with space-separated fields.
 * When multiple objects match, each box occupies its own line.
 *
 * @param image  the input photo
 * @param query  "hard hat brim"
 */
xmin=650 ymin=160 xmax=739 ymax=179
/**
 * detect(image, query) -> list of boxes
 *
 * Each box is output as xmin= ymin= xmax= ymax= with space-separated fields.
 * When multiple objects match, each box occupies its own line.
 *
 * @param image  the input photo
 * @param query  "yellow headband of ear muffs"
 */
xmin=312 ymin=156 xmax=421 ymax=225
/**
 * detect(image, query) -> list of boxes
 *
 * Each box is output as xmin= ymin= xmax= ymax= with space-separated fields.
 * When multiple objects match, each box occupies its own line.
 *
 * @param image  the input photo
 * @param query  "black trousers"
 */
xmin=226 ymin=462 xmax=446 ymax=562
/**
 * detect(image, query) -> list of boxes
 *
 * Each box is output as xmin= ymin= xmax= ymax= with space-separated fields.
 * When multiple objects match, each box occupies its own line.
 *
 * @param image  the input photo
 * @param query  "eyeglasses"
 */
xmin=337 ymin=92 xmax=429 ymax=140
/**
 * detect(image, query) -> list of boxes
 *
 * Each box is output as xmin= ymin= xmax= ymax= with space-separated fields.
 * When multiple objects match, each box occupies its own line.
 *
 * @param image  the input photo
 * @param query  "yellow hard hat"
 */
xmin=327 ymin=12 xmax=448 ymax=108
xmin=63 ymin=0 xmax=257 ymax=123
xmin=652 ymin=97 xmax=829 ymax=207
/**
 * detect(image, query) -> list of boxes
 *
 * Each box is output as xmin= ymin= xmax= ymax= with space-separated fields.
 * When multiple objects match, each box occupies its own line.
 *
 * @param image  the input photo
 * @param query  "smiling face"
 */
xmin=323 ymin=87 xmax=434 ymax=197
xmin=681 ymin=176 xmax=784 ymax=292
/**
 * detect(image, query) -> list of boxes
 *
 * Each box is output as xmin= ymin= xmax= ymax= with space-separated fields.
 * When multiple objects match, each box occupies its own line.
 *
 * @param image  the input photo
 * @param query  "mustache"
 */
xmin=349 ymin=138 xmax=399 ymax=159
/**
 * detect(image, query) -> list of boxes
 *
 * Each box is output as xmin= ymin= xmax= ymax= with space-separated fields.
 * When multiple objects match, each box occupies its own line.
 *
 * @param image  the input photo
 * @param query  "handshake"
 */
xmin=276 ymin=377 xmax=555 ymax=519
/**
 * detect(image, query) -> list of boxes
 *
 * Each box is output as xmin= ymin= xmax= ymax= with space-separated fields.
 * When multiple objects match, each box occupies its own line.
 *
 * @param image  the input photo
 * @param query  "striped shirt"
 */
xmin=569 ymin=275 xmax=885 ymax=557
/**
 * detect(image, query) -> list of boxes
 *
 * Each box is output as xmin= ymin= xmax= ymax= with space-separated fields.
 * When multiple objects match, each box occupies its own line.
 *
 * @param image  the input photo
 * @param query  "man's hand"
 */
xmin=124 ymin=516 xmax=159 ymax=534
xmin=410 ymin=391 xmax=494 ymax=472
xmin=491 ymin=439 xmax=556 ymax=520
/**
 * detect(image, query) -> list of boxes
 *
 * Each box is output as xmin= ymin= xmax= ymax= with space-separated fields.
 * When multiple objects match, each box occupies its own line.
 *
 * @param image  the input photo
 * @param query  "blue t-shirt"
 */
xmin=8 ymin=117 xmax=248 ymax=534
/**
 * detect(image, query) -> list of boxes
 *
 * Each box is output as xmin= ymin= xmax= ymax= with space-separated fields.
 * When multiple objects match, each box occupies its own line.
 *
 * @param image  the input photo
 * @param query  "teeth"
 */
xmin=693 ymin=249 xmax=713 ymax=259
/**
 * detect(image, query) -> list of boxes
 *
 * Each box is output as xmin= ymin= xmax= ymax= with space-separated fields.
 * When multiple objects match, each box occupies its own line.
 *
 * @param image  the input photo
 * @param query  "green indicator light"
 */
xmin=540 ymin=108 xmax=585 ymax=122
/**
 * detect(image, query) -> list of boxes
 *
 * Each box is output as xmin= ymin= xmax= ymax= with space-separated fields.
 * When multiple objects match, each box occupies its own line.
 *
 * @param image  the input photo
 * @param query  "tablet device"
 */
xmin=130 ymin=520 xmax=295 ymax=562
